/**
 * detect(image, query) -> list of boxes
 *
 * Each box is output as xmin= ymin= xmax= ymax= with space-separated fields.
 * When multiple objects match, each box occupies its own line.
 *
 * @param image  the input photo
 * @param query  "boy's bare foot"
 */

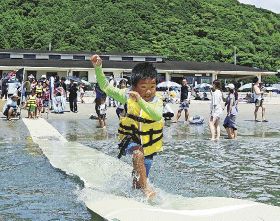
xmin=143 ymin=186 xmax=156 ymax=199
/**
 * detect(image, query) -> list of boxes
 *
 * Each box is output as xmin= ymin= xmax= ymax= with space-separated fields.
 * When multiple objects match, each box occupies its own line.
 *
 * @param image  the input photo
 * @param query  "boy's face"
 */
xmin=133 ymin=78 xmax=157 ymax=102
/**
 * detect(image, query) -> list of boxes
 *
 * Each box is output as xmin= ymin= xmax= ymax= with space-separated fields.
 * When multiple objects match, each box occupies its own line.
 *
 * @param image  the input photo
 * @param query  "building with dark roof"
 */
xmin=0 ymin=49 xmax=276 ymax=85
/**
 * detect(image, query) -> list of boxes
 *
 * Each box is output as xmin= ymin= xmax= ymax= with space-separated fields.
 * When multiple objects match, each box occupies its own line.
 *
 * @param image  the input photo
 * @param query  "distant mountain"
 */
xmin=0 ymin=0 xmax=279 ymax=71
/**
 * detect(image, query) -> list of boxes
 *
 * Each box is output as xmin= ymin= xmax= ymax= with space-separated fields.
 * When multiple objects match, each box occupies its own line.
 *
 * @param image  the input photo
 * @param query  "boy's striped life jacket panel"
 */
xmin=27 ymin=95 xmax=37 ymax=107
xmin=36 ymin=85 xmax=43 ymax=94
xmin=118 ymin=98 xmax=163 ymax=156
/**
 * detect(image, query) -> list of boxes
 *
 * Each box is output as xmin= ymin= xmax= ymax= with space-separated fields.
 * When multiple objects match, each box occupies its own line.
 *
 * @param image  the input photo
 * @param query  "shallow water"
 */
xmin=0 ymin=120 xmax=92 ymax=220
xmin=1 ymin=116 xmax=278 ymax=220
xmin=50 ymin=118 xmax=280 ymax=207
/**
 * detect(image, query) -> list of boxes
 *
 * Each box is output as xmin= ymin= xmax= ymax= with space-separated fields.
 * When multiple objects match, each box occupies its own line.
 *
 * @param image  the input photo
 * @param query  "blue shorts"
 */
xmin=179 ymin=100 xmax=189 ymax=110
xmin=223 ymin=115 xmax=237 ymax=130
xmin=125 ymin=142 xmax=154 ymax=177
xmin=43 ymin=100 xmax=49 ymax=107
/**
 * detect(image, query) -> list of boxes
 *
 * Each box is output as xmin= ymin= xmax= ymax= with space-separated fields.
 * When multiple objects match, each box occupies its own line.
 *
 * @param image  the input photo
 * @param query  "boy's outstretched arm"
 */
xmin=91 ymin=55 xmax=127 ymax=104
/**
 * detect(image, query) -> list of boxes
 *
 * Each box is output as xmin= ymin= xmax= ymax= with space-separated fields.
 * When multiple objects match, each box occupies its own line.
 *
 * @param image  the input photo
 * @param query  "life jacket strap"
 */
xmin=142 ymin=133 xmax=163 ymax=148
xmin=127 ymin=114 xmax=156 ymax=124
xmin=119 ymin=123 xmax=162 ymax=135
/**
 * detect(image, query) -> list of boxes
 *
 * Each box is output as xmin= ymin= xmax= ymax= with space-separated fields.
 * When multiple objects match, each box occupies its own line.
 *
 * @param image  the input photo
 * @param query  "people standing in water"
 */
xmin=223 ymin=83 xmax=238 ymax=139
xmin=209 ymin=80 xmax=224 ymax=141
xmin=91 ymin=55 xmax=163 ymax=198
xmin=253 ymin=77 xmax=267 ymax=122
xmin=173 ymin=78 xmax=191 ymax=122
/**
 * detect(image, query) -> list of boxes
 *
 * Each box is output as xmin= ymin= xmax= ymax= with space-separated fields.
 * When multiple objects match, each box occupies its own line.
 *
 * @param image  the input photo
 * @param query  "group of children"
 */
xmin=24 ymin=85 xmax=50 ymax=119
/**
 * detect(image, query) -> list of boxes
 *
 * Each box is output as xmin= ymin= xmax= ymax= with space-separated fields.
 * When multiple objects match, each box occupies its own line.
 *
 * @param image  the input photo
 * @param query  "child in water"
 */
xmin=91 ymin=55 xmax=163 ymax=198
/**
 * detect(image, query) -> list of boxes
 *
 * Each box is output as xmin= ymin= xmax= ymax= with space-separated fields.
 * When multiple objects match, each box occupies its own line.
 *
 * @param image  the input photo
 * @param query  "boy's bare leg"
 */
xmin=132 ymin=149 xmax=156 ymax=198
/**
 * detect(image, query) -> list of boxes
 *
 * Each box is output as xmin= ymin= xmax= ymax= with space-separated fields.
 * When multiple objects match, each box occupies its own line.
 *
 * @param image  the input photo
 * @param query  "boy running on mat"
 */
xmin=91 ymin=55 xmax=163 ymax=198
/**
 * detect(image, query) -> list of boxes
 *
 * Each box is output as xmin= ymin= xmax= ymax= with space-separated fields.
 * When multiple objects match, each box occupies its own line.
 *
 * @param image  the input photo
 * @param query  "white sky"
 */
xmin=238 ymin=0 xmax=280 ymax=13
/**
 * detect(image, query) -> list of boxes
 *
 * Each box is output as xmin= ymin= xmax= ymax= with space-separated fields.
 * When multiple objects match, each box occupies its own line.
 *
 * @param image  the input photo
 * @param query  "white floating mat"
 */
xmin=23 ymin=118 xmax=280 ymax=221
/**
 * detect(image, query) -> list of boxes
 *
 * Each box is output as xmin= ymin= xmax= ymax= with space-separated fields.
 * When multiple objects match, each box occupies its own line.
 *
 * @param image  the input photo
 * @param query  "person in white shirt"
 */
xmin=223 ymin=84 xmax=238 ymax=139
xmin=209 ymin=80 xmax=224 ymax=141
xmin=7 ymin=76 xmax=21 ymax=97
xmin=252 ymin=77 xmax=267 ymax=122
xmin=49 ymin=75 xmax=55 ymax=107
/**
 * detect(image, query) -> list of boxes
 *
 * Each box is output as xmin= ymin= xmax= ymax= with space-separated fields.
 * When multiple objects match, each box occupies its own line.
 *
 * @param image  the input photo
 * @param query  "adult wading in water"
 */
xmin=91 ymin=55 xmax=164 ymax=198
xmin=253 ymin=77 xmax=267 ymax=122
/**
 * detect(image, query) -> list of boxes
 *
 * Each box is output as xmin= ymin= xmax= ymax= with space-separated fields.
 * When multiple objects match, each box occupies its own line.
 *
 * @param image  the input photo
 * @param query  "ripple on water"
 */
xmin=49 ymin=118 xmax=280 ymax=207
xmin=0 ymin=120 xmax=91 ymax=220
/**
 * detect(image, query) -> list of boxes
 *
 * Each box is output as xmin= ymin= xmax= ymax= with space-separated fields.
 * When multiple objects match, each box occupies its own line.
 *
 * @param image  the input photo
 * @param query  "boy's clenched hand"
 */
xmin=128 ymin=91 xmax=141 ymax=102
xmin=90 ymin=54 xmax=102 ymax=67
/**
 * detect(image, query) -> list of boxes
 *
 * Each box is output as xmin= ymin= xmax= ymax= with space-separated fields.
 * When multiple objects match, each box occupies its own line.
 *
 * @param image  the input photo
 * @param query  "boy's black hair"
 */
xmin=131 ymin=62 xmax=157 ymax=87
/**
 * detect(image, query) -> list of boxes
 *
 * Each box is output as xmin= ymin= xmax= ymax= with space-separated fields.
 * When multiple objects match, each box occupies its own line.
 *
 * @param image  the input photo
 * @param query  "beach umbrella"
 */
xmin=157 ymin=81 xmax=181 ymax=88
xmin=66 ymin=76 xmax=81 ymax=82
xmin=194 ymin=83 xmax=212 ymax=89
xmin=264 ymin=86 xmax=279 ymax=92
xmin=115 ymin=77 xmax=128 ymax=85
xmin=66 ymin=76 xmax=83 ymax=85
xmin=81 ymin=79 xmax=90 ymax=85
xmin=238 ymin=83 xmax=252 ymax=91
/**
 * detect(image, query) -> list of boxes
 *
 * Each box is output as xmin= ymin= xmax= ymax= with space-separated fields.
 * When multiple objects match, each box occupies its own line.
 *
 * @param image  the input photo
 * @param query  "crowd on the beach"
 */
xmin=163 ymin=76 xmax=267 ymax=141
xmin=0 ymin=72 xmax=88 ymax=120
xmin=1 ymin=69 xmax=268 ymax=140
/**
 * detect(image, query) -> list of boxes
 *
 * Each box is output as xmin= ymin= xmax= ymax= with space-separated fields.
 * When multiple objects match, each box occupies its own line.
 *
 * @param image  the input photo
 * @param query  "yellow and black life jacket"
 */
xmin=118 ymin=98 xmax=163 ymax=156
xmin=36 ymin=85 xmax=43 ymax=95
xmin=27 ymin=95 xmax=36 ymax=108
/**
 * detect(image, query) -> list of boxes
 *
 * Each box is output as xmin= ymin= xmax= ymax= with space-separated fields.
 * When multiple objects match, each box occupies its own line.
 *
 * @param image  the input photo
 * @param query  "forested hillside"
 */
xmin=0 ymin=0 xmax=279 ymax=71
